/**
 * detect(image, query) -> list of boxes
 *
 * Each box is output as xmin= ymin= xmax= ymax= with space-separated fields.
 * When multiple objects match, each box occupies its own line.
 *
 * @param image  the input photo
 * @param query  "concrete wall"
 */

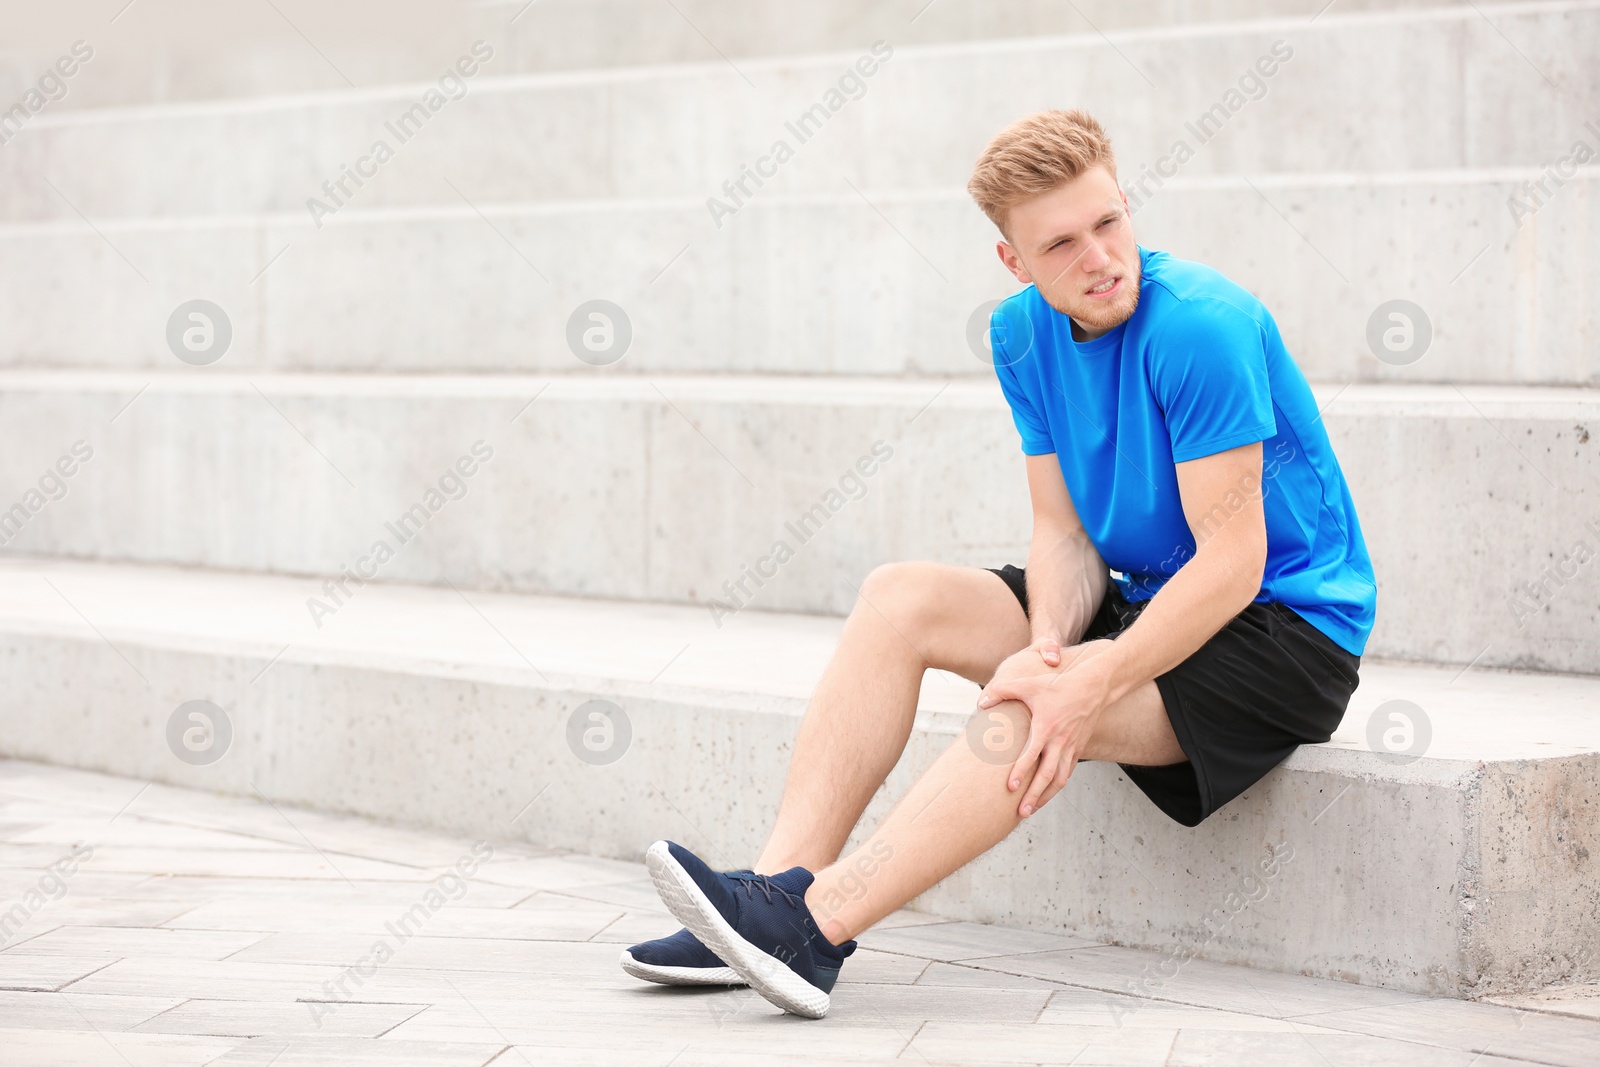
xmin=1 ymin=617 xmax=1593 ymax=997
xmin=0 ymin=176 xmax=1595 ymax=384
xmin=7 ymin=6 xmax=1597 ymax=223
xmin=0 ymin=375 xmax=1594 ymax=673
xmin=0 ymin=0 xmax=1557 ymax=110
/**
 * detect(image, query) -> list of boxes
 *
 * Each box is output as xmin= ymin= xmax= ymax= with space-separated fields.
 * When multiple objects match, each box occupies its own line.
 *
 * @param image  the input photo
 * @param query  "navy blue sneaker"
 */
xmin=620 ymin=927 xmax=745 ymax=987
xmin=644 ymin=840 xmax=856 ymax=1018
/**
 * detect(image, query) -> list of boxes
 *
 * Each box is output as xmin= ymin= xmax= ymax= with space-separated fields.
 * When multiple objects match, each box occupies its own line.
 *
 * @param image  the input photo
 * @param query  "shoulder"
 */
xmin=993 ymin=284 xmax=1047 ymax=326
xmin=1138 ymin=251 xmax=1270 ymax=350
xmin=990 ymin=285 xmax=1051 ymax=371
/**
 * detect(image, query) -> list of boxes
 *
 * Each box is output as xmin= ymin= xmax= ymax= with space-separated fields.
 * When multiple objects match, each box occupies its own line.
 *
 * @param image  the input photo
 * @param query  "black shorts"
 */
xmin=987 ymin=564 xmax=1361 ymax=828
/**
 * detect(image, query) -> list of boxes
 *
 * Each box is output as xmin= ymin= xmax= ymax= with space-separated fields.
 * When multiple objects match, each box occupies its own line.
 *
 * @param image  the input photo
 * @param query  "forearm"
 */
xmin=1024 ymin=523 xmax=1106 ymax=646
xmin=1096 ymin=535 xmax=1263 ymax=706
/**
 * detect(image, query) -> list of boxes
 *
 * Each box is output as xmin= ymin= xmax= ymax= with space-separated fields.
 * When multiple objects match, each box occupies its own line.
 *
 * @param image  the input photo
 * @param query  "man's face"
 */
xmin=995 ymin=166 xmax=1141 ymax=339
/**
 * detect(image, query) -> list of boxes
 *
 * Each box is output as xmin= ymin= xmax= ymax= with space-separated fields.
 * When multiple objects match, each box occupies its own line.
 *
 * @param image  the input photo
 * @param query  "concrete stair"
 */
xmin=470 ymin=0 xmax=1560 ymax=79
xmin=1 ymin=371 xmax=1595 ymax=674
xmin=0 ymin=555 xmax=1594 ymax=999
xmin=1 ymin=174 xmax=1597 ymax=384
xmin=4 ymin=3 xmax=1597 ymax=386
xmin=3 ymin=0 xmax=1597 ymax=1007
xmin=0 ymin=0 xmax=1560 ymax=112
xmin=8 ymin=2 xmax=1597 ymax=221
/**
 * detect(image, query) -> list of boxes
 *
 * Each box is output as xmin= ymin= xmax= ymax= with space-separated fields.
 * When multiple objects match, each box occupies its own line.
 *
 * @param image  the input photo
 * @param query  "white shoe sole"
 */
xmin=618 ymin=950 xmax=745 ymax=987
xmin=644 ymin=840 xmax=831 ymax=1019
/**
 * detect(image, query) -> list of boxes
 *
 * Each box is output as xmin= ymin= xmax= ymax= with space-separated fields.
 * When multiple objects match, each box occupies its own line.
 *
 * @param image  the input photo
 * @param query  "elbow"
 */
xmin=1202 ymin=527 xmax=1265 ymax=614
xmin=1235 ymin=536 xmax=1267 ymax=611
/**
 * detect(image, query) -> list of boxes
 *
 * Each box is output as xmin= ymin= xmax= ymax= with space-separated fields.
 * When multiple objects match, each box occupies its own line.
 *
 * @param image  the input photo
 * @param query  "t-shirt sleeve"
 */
xmin=1148 ymin=299 xmax=1277 ymax=463
xmin=992 ymin=305 xmax=1055 ymax=456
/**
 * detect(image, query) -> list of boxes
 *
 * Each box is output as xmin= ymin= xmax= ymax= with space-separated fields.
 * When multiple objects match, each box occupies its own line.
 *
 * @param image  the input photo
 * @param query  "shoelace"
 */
xmin=728 ymin=872 xmax=803 ymax=909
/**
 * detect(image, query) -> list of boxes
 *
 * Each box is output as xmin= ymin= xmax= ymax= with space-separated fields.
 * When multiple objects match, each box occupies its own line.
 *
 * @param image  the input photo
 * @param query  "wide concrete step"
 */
xmin=2 ymin=174 xmax=1597 ymax=386
xmin=1 ymin=0 xmax=1554 ymax=113
xmin=0 ymin=371 xmax=1594 ymax=674
xmin=6 ymin=1 xmax=1594 ymax=223
xmin=466 ymin=0 xmax=1569 ymax=75
xmin=0 ymin=555 xmax=1594 ymax=999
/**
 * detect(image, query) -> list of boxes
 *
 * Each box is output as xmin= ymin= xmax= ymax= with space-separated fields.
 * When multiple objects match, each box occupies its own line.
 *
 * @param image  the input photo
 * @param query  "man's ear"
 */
xmin=996 ymin=240 xmax=1032 ymax=284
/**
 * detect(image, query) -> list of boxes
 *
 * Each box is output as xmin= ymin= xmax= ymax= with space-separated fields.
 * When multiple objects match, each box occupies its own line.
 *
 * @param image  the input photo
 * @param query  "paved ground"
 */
xmin=1 ymin=760 xmax=1597 ymax=1066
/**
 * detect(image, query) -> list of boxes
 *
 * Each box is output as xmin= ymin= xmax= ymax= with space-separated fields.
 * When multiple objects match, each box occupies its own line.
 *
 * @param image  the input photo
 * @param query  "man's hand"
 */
xmin=979 ymin=636 xmax=1065 ymax=706
xmin=976 ymin=640 xmax=1117 ymax=818
xmin=1035 ymin=636 xmax=1063 ymax=668
xmin=1011 ymin=633 xmax=1062 ymax=668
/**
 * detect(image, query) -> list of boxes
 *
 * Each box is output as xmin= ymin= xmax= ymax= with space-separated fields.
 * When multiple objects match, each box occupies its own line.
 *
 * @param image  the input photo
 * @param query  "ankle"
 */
xmin=802 ymin=883 xmax=853 ymax=947
xmin=754 ymin=850 xmax=825 ymax=877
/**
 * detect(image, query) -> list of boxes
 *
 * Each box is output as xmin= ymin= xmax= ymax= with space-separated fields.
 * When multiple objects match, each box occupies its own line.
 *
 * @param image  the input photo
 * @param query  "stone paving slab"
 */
xmin=209 ymin=1037 xmax=505 ymax=1065
xmin=3 ymin=759 xmax=1599 ymax=1066
xmin=5 ymin=927 xmax=270 ymax=961
xmin=127 ymin=999 xmax=430 ymax=1039
xmin=0 ymin=990 xmax=182 ymax=1030
xmin=168 ymin=899 xmax=626 ymax=941
xmin=118 ymin=876 xmax=535 ymax=910
xmin=0 ymin=1028 xmax=239 ymax=1067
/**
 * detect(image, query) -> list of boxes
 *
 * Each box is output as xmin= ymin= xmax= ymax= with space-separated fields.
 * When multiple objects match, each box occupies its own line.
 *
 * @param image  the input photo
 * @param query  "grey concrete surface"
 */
xmin=1 ymin=176 xmax=1594 ymax=385
xmin=0 ymin=557 xmax=1595 ymax=997
xmin=0 ymin=375 xmax=1593 ymax=673
xmin=0 ymin=0 xmax=1559 ymax=113
xmin=0 ymin=760 xmax=1596 ymax=1065
xmin=1 ymin=1 xmax=1595 ymax=1057
xmin=6 ymin=2 xmax=1597 ymax=222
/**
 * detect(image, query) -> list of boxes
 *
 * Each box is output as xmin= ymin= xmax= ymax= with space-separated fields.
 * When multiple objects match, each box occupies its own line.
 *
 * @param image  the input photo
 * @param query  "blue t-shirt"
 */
xmin=991 ymin=245 xmax=1376 ymax=655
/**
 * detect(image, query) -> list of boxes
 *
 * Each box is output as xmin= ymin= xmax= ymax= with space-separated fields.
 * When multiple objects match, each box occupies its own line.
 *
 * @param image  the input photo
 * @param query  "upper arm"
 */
xmin=992 ymin=305 xmax=1055 ymax=456
xmin=1148 ymin=301 xmax=1276 ymax=463
xmin=1174 ymin=442 xmax=1267 ymax=574
xmin=1024 ymin=453 xmax=1107 ymax=634
xmin=1154 ymin=300 xmax=1273 ymax=577
xmin=1025 ymin=453 xmax=1087 ymax=537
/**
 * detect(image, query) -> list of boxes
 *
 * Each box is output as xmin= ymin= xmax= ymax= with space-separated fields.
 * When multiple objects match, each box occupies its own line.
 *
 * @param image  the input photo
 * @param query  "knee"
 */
xmin=1058 ymin=638 xmax=1115 ymax=670
xmin=854 ymin=561 xmax=944 ymax=661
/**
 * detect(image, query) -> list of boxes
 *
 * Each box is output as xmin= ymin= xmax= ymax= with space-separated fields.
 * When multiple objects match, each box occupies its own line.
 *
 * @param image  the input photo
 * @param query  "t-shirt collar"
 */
xmin=1067 ymin=244 xmax=1149 ymax=355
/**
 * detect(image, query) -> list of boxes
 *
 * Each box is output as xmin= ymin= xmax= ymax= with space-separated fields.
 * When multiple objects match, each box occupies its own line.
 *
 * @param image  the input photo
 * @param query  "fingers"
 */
xmin=1036 ymin=771 xmax=1070 ymax=811
xmin=1037 ymin=637 xmax=1062 ymax=667
xmin=977 ymin=676 xmax=1028 ymax=709
xmin=1020 ymin=745 xmax=1083 ymax=816
xmin=1018 ymin=741 xmax=1063 ymax=817
xmin=1007 ymin=719 xmax=1044 ymax=792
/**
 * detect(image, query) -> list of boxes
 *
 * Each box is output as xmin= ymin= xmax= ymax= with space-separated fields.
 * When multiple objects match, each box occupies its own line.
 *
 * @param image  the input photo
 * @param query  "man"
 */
xmin=622 ymin=109 xmax=1376 ymax=1018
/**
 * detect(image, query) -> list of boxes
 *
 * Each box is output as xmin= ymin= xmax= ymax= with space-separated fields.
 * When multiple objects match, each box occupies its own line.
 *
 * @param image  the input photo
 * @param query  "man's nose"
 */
xmin=1079 ymin=240 xmax=1110 ymax=274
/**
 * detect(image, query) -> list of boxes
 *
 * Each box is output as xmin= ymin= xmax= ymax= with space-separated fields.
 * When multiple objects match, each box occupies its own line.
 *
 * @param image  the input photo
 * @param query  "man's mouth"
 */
xmin=1084 ymin=275 xmax=1121 ymax=298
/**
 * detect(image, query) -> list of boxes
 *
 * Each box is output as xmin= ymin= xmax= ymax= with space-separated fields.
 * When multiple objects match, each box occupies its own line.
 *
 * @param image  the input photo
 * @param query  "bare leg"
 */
xmin=804 ymin=641 xmax=1186 ymax=945
xmin=754 ymin=562 xmax=1035 ymax=874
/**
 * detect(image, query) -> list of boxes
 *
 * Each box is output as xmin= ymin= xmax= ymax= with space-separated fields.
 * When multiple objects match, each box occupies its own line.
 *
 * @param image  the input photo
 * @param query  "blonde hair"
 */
xmin=967 ymin=109 xmax=1118 ymax=234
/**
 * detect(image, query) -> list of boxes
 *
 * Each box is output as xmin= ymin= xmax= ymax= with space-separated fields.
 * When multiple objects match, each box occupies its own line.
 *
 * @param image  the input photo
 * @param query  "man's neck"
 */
xmin=1071 ymin=317 xmax=1111 ymax=343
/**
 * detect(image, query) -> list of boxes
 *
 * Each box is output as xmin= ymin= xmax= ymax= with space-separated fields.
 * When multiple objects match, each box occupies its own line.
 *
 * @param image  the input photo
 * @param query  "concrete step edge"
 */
xmin=19 ymin=0 xmax=1596 ymax=130
xmin=4 ymin=553 xmax=1599 ymax=766
xmin=0 ymin=369 xmax=1597 ymax=413
xmin=4 ymin=169 xmax=1599 ymax=237
xmin=3 ymin=553 xmax=1598 ymax=997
